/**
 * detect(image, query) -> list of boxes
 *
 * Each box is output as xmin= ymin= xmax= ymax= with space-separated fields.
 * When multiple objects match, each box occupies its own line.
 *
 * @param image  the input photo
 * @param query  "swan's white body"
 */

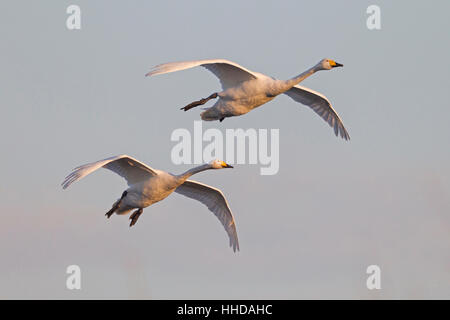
xmin=146 ymin=58 xmax=350 ymax=140
xmin=62 ymin=155 xmax=239 ymax=252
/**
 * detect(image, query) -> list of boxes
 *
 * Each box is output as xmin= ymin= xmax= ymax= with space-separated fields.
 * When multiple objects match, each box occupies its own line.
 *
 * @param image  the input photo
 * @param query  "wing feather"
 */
xmin=174 ymin=180 xmax=239 ymax=252
xmin=61 ymin=155 xmax=157 ymax=189
xmin=284 ymin=85 xmax=350 ymax=140
xmin=146 ymin=59 xmax=257 ymax=90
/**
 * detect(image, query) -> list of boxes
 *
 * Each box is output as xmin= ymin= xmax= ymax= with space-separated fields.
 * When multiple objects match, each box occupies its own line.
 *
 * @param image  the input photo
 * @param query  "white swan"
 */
xmin=146 ymin=58 xmax=350 ymax=140
xmin=61 ymin=155 xmax=239 ymax=252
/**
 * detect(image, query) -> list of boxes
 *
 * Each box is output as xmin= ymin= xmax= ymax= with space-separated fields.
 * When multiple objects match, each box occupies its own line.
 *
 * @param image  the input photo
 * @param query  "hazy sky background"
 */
xmin=0 ymin=1 xmax=449 ymax=299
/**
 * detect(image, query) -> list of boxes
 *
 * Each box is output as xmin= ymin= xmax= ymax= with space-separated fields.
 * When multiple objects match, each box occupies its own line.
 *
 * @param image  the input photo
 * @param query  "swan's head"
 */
xmin=318 ymin=59 xmax=343 ymax=70
xmin=210 ymin=159 xmax=233 ymax=169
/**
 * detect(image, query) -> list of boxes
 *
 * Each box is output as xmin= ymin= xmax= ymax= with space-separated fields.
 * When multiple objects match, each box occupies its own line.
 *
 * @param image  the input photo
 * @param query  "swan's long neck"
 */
xmin=177 ymin=164 xmax=212 ymax=182
xmin=284 ymin=64 xmax=323 ymax=89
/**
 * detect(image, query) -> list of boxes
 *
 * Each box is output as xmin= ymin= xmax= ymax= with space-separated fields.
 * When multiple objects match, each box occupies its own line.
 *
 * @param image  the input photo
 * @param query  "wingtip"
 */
xmin=61 ymin=180 xmax=70 ymax=189
xmin=343 ymin=130 xmax=351 ymax=141
xmin=145 ymin=68 xmax=159 ymax=77
xmin=231 ymin=239 xmax=240 ymax=253
xmin=145 ymin=68 xmax=157 ymax=77
xmin=336 ymin=126 xmax=350 ymax=141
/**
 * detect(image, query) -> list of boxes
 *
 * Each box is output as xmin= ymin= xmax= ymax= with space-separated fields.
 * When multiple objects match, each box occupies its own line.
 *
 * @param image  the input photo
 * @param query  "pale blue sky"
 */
xmin=0 ymin=1 xmax=449 ymax=298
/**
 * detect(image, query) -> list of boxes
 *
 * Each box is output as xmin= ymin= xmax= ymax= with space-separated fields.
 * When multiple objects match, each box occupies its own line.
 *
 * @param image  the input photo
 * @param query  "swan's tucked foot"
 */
xmin=181 ymin=92 xmax=218 ymax=111
xmin=105 ymin=190 xmax=127 ymax=218
xmin=129 ymin=208 xmax=143 ymax=227
xmin=219 ymin=117 xmax=225 ymax=122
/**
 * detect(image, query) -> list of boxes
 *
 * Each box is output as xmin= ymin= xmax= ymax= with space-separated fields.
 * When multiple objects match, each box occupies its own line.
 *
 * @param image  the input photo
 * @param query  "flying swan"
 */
xmin=61 ymin=155 xmax=239 ymax=252
xmin=146 ymin=58 xmax=350 ymax=140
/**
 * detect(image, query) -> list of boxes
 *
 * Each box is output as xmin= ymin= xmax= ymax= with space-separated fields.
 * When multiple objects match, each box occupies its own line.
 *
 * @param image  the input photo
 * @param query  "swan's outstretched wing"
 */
xmin=62 ymin=155 xmax=157 ymax=189
xmin=284 ymin=85 xmax=350 ymax=140
xmin=146 ymin=59 xmax=258 ymax=90
xmin=175 ymin=180 xmax=239 ymax=252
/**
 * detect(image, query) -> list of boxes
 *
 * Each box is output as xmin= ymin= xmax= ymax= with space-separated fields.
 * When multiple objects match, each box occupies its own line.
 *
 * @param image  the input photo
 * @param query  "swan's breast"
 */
xmin=128 ymin=174 xmax=178 ymax=207
xmin=221 ymin=78 xmax=279 ymax=109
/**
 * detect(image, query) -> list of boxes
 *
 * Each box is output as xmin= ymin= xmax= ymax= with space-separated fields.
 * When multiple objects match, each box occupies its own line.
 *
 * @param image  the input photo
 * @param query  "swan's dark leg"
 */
xmin=219 ymin=117 xmax=225 ymax=122
xmin=105 ymin=191 xmax=127 ymax=218
xmin=181 ymin=92 xmax=218 ymax=111
xmin=129 ymin=208 xmax=143 ymax=227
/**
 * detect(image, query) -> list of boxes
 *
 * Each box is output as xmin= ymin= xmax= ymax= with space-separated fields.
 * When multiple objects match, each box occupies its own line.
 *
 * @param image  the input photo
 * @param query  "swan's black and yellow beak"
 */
xmin=333 ymin=61 xmax=343 ymax=68
xmin=221 ymin=161 xmax=233 ymax=168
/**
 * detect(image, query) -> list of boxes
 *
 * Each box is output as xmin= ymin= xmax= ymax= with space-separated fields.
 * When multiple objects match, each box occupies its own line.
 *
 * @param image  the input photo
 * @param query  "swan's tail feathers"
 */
xmin=200 ymin=108 xmax=221 ymax=121
xmin=115 ymin=206 xmax=133 ymax=215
